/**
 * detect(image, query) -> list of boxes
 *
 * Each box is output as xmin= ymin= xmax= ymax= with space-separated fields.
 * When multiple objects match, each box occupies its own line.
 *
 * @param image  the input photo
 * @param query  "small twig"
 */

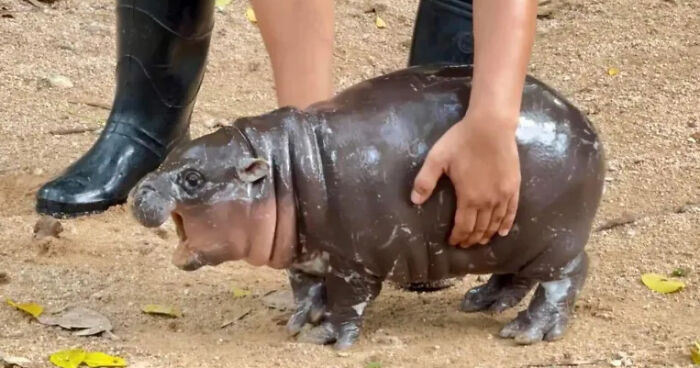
xmin=67 ymin=99 xmax=111 ymax=111
xmin=595 ymin=201 xmax=699 ymax=232
xmin=21 ymin=0 xmax=43 ymax=8
xmin=522 ymin=359 xmax=605 ymax=368
xmin=220 ymin=308 xmax=251 ymax=329
xmin=49 ymin=127 xmax=100 ymax=135
xmin=24 ymin=183 xmax=44 ymax=196
xmin=594 ymin=212 xmax=639 ymax=232
xmin=0 ymin=166 xmax=21 ymax=175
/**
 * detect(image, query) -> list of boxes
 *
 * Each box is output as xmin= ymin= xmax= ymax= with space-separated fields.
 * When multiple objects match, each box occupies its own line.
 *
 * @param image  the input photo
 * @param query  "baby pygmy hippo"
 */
xmin=131 ymin=65 xmax=606 ymax=350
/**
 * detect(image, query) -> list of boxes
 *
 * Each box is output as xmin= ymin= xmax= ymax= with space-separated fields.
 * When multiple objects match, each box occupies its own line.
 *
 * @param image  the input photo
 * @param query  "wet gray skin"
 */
xmin=131 ymin=65 xmax=606 ymax=350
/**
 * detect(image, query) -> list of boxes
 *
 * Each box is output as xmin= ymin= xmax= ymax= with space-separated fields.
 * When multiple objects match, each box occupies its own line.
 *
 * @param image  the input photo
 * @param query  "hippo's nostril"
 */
xmin=130 ymin=187 xmax=175 ymax=228
xmin=179 ymin=253 xmax=204 ymax=271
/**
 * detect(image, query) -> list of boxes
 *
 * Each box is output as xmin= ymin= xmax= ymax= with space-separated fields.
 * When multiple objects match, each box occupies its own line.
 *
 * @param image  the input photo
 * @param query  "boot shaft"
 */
xmin=109 ymin=0 xmax=215 ymax=155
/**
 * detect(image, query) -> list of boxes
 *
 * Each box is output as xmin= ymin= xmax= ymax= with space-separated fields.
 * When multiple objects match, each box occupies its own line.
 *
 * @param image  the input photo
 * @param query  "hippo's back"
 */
xmin=304 ymin=65 xmax=605 ymax=283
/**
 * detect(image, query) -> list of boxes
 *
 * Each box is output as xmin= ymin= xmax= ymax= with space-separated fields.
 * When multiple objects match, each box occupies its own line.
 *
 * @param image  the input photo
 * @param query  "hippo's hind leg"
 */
xmin=499 ymin=251 xmax=589 ymax=345
xmin=460 ymin=274 xmax=536 ymax=313
xmin=297 ymin=266 xmax=382 ymax=350
xmin=286 ymin=269 xmax=327 ymax=335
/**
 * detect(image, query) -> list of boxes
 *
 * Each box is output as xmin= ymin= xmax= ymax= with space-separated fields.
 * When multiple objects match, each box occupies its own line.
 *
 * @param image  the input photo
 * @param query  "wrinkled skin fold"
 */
xmin=131 ymin=65 xmax=606 ymax=349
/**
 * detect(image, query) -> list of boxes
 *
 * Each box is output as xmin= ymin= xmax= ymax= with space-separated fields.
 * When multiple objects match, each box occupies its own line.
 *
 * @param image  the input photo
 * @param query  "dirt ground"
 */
xmin=1 ymin=0 xmax=699 ymax=367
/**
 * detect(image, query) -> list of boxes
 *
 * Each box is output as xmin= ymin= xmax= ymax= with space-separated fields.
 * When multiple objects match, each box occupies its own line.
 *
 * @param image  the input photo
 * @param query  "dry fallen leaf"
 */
xmin=49 ymin=350 xmax=86 ymax=368
xmin=641 ymin=273 xmax=685 ymax=294
xmin=245 ymin=6 xmax=257 ymax=23
xmin=6 ymin=299 xmax=44 ymax=318
xmin=214 ymin=0 xmax=231 ymax=10
xmin=691 ymin=341 xmax=700 ymax=365
xmin=375 ymin=15 xmax=386 ymax=29
xmin=1 ymin=353 xmax=32 ymax=367
xmin=607 ymin=67 xmax=619 ymax=76
xmin=83 ymin=352 xmax=126 ymax=367
xmin=231 ymin=287 xmax=251 ymax=298
xmin=49 ymin=350 xmax=125 ymax=368
xmin=260 ymin=290 xmax=295 ymax=311
xmin=671 ymin=268 xmax=689 ymax=277
xmin=142 ymin=304 xmax=182 ymax=318
xmin=38 ymin=306 xmax=113 ymax=337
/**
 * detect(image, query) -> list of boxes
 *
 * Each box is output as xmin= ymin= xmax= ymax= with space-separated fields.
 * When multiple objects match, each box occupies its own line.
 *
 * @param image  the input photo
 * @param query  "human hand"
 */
xmin=410 ymin=111 xmax=521 ymax=247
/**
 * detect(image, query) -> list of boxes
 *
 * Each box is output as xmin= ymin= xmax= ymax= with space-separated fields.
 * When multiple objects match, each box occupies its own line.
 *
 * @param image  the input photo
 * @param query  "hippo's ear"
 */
xmin=237 ymin=157 xmax=270 ymax=183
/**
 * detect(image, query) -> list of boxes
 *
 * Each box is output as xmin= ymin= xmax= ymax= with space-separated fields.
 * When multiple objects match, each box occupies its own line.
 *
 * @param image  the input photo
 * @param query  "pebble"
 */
xmin=690 ymin=132 xmax=700 ymax=143
xmin=372 ymin=334 xmax=403 ymax=346
xmin=32 ymin=167 xmax=44 ymax=176
xmin=0 ymin=271 xmax=9 ymax=285
xmin=33 ymin=216 xmax=63 ymax=239
xmin=203 ymin=117 xmax=228 ymax=129
xmin=45 ymin=75 xmax=74 ymax=89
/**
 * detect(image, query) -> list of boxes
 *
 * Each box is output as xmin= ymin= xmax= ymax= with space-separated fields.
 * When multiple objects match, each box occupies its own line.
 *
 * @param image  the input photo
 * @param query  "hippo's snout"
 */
xmin=130 ymin=177 xmax=175 ymax=228
xmin=175 ymin=253 xmax=205 ymax=271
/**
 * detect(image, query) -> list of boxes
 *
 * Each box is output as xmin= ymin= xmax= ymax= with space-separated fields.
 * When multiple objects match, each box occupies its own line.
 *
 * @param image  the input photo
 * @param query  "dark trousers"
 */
xmin=409 ymin=0 xmax=475 ymax=66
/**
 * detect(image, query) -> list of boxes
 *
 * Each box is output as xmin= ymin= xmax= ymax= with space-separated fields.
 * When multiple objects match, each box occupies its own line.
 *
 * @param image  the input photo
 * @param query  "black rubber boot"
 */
xmin=36 ymin=0 xmax=214 ymax=218
xmin=408 ymin=0 xmax=474 ymax=66
xmin=403 ymin=0 xmax=474 ymax=293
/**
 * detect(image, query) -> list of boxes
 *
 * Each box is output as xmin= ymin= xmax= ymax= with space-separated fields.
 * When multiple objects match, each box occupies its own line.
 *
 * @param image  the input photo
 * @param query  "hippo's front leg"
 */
xmin=297 ymin=265 xmax=382 ymax=350
xmin=286 ymin=269 xmax=327 ymax=335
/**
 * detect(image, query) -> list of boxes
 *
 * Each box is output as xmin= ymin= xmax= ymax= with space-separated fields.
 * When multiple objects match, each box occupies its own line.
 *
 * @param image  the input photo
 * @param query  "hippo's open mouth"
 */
xmin=172 ymin=212 xmax=187 ymax=243
xmin=170 ymin=212 xmax=207 ymax=271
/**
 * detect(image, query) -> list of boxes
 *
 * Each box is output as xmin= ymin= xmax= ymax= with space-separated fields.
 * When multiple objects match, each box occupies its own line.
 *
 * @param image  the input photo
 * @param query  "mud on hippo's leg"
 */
xmin=461 ymin=274 xmax=536 ymax=313
xmin=297 ymin=267 xmax=382 ymax=350
xmin=499 ymin=251 xmax=589 ymax=345
xmin=286 ymin=269 xmax=326 ymax=335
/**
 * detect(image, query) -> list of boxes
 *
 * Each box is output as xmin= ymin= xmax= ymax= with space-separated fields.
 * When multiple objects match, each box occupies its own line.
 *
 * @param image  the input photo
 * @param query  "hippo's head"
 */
xmin=130 ymin=125 xmax=279 ymax=271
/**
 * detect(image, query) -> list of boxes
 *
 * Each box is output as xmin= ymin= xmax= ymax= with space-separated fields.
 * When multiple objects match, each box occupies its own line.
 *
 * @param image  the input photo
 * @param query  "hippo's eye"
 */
xmin=180 ymin=169 xmax=205 ymax=192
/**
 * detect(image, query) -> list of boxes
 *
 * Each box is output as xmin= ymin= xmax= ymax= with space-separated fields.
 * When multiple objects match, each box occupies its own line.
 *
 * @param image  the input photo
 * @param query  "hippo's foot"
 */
xmin=499 ymin=252 xmax=589 ymax=345
xmin=297 ymin=320 xmax=361 ymax=350
xmin=460 ymin=274 xmax=536 ymax=313
xmin=287 ymin=270 xmax=327 ymax=335
xmin=294 ymin=267 xmax=382 ymax=350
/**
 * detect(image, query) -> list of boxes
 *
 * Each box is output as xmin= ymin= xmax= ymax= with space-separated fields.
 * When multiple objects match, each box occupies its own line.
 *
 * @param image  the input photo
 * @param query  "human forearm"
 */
xmin=251 ymin=0 xmax=335 ymax=109
xmin=468 ymin=0 xmax=537 ymax=130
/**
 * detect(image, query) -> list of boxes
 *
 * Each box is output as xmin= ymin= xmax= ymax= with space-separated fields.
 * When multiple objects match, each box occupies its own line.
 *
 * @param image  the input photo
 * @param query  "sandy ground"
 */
xmin=1 ymin=0 xmax=699 ymax=367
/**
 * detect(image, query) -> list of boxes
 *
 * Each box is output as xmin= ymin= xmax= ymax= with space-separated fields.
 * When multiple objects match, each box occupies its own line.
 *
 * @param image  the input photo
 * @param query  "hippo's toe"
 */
xmin=499 ymin=307 xmax=570 ymax=345
xmin=287 ymin=283 xmax=326 ymax=335
xmin=296 ymin=321 xmax=360 ymax=350
xmin=460 ymin=274 xmax=535 ymax=313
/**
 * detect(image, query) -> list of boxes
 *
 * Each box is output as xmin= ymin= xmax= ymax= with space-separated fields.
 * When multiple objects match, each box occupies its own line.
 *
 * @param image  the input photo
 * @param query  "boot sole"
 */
xmin=36 ymin=197 xmax=126 ymax=219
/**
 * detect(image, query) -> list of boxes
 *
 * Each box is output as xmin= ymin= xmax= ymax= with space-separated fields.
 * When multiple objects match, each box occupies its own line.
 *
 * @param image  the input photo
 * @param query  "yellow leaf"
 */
xmin=214 ymin=0 xmax=231 ymax=9
xmin=83 ymin=352 xmax=127 ymax=368
xmin=691 ymin=341 xmax=700 ymax=365
xmin=641 ymin=273 xmax=685 ymax=294
xmin=6 ymin=299 xmax=44 ymax=318
xmin=142 ymin=304 xmax=182 ymax=318
xmin=246 ymin=6 xmax=257 ymax=23
xmin=375 ymin=15 xmax=386 ymax=29
xmin=232 ymin=287 xmax=251 ymax=298
xmin=607 ymin=67 xmax=619 ymax=76
xmin=49 ymin=350 xmax=86 ymax=368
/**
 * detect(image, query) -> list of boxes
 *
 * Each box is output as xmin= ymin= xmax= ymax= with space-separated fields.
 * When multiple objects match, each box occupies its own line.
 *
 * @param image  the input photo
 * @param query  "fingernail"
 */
xmin=498 ymin=229 xmax=509 ymax=237
xmin=478 ymin=239 xmax=488 ymax=245
xmin=410 ymin=190 xmax=422 ymax=204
